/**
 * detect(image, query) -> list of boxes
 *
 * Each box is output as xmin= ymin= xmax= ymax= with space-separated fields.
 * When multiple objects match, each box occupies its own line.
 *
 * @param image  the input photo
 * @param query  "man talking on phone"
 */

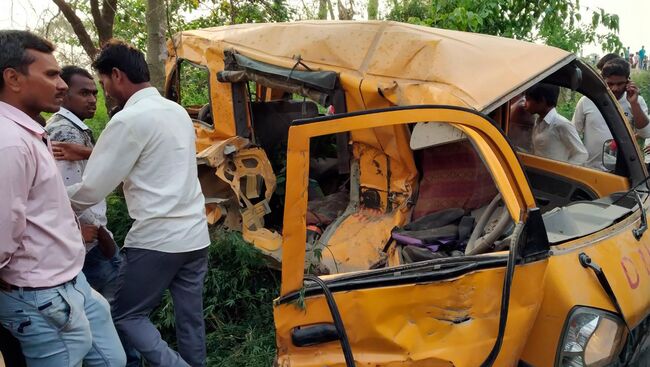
xmin=572 ymin=57 xmax=650 ymax=170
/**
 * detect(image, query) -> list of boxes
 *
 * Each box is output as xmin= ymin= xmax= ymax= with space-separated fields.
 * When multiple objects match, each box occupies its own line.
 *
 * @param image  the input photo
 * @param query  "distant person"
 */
xmin=633 ymin=52 xmax=639 ymax=69
xmin=639 ymin=46 xmax=646 ymax=69
xmin=524 ymin=83 xmax=588 ymax=165
xmin=0 ymin=30 xmax=125 ymax=367
xmin=45 ymin=65 xmax=122 ymax=302
xmin=624 ymin=46 xmax=630 ymax=61
xmin=572 ymin=57 xmax=650 ymax=170
xmin=66 ymin=40 xmax=210 ymax=367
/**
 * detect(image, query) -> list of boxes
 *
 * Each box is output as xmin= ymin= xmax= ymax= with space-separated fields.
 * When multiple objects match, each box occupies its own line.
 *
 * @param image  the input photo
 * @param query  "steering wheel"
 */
xmin=465 ymin=193 xmax=512 ymax=255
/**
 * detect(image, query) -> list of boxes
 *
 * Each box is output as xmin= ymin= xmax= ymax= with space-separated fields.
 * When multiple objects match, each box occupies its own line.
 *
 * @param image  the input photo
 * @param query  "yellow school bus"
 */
xmin=165 ymin=21 xmax=650 ymax=366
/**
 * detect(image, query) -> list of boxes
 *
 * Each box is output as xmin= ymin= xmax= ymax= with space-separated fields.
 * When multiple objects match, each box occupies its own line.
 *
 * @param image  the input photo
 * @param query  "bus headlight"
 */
xmin=557 ymin=307 xmax=627 ymax=367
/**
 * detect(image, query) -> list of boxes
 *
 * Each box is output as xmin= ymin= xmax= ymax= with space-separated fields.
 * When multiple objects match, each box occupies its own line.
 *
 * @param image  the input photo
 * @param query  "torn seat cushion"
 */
xmin=413 ymin=140 xmax=498 ymax=219
xmin=306 ymin=191 xmax=349 ymax=225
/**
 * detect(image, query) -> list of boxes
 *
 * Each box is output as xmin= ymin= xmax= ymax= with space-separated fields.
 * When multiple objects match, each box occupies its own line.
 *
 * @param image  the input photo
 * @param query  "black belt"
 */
xmin=0 ymin=276 xmax=77 ymax=292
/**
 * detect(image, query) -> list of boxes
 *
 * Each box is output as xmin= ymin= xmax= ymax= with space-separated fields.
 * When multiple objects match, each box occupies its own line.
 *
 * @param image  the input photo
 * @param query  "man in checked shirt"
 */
xmin=46 ymin=65 xmax=122 ymax=303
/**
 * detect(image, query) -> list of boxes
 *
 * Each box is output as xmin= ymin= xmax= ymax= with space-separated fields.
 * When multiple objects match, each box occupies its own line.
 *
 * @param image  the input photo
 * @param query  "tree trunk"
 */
xmin=52 ymin=0 xmax=118 ymax=60
xmin=90 ymin=0 xmax=117 ymax=46
xmin=146 ymin=0 xmax=168 ymax=91
xmin=367 ymin=0 xmax=378 ymax=20
xmin=51 ymin=0 xmax=98 ymax=59
xmin=318 ymin=0 xmax=328 ymax=19
xmin=327 ymin=0 xmax=335 ymax=20
xmin=337 ymin=0 xmax=354 ymax=20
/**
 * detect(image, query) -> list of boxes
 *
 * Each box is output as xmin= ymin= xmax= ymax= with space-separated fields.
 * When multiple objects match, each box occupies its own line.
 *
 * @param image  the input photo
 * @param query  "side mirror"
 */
xmin=602 ymin=139 xmax=617 ymax=171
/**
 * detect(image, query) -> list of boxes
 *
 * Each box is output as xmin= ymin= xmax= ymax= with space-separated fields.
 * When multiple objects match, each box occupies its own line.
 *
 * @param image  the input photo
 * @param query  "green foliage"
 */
xmin=556 ymin=88 xmax=582 ymax=120
xmin=180 ymin=62 xmax=211 ymax=107
xmin=386 ymin=0 xmax=622 ymax=53
xmin=151 ymin=230 xmax=280 ymax=366
xmin=183 ymin=0 xmax=294 ymax=29
xmin=112 ymin=0 xmax=294 ymax=48
xmin=633 ymin=70 xmax=650 ymax=106
xmin=105 ymin=189 xmax=134 ymax=246
xmin=112 ymin=0 xmax=202 ymax=49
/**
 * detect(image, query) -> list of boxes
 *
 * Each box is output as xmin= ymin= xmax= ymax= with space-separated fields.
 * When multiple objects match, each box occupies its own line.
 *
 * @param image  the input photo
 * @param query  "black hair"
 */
xmin=525 ymin=83 xmax=560 ymax=107
xmin=596 ymin=53 xmax=621 ymax=70
xmin=91 ymin=39 xmax=150 ymax=84
xmin=0 ymin=30 xmax=55 ymax=90
xmin=601 ymin=58 xmax=630 ymax=79
xmin=61 ymin=65 xmax=93 ymax=87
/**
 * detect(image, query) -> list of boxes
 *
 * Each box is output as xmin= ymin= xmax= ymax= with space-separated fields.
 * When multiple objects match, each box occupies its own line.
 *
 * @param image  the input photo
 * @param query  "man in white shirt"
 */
xmin=67 ymin=40 xmax=210 ymax=367
xmin=524 ymin=83 xmax=588 ymax=165
xmin=572 ymin=57 xmax=650 ymax=170
xmin=46 ymin=65 xmax=122 ymax=302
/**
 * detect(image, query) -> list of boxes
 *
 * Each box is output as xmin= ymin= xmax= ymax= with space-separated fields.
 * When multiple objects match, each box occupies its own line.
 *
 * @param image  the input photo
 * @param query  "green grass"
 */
xmin=633 ymin=69 xmax=650 ymax=106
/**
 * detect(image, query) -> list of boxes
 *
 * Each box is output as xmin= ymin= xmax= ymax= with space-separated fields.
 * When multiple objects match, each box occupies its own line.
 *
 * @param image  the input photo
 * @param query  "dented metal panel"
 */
xmin=274 ymin=260 xmax=548 ymax=367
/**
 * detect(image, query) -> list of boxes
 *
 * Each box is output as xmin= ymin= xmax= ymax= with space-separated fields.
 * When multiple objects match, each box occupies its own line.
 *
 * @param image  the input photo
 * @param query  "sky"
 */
xmin=580 ymin=0 xmax=650 ymax=56
xmin=0 ymin=0 xmax=648 ymax=57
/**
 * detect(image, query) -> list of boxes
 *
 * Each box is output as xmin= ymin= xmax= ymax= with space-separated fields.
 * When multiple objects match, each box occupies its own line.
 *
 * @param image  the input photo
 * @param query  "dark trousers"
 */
xmin=112 ymin=247 xmax=208 ymax=367
xmin=0 ymin=325 xmax=26 ymax=367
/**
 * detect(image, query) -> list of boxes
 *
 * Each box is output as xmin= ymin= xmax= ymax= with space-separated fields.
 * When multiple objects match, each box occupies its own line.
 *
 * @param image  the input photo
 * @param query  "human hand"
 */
xmin=626 ymin=81 xmax=639 ymax=104
xmin=51 ymin=142 xmax=92 ymax=161
xmin=644 ymin=145 xmax=650 ymax=155
xmin=81 ymin=224 xmax=99 ymax=244
xmin=97 ymin=226 xmax=117 ymax=258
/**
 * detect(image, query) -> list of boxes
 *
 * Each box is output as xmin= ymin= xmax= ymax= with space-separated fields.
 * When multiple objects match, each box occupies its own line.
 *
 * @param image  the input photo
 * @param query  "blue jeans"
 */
xmin=0 ymin=272 xmax=126 ymax=367
xmin=83 ymin=244 xmax=122 ymax=303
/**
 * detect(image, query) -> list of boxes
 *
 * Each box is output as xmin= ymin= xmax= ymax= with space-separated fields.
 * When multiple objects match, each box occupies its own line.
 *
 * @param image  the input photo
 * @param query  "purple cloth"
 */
xmin=391 ymin=232 xmax=457 ymax=252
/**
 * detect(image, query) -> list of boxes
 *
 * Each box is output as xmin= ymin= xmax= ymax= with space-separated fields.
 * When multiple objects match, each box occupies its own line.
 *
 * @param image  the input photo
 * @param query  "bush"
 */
xmin=633 ymin=70 xmax=650 ymax=105
xmin=105 ymin=188 xmax=134 ymax=246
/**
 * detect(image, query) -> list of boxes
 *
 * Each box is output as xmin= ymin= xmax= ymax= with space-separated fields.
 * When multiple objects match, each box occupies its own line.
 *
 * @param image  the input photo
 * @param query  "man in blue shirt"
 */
xmin=640 ymin=46 xmax=646 ymax=69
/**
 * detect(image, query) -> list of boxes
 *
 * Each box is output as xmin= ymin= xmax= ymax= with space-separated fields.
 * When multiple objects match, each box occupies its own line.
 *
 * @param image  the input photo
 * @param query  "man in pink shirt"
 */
xmin=0 ymin=30 xmax=125 ymax=367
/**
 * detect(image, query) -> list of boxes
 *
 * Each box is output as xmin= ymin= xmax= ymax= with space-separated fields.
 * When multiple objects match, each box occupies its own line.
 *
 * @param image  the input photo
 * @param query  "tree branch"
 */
xmin=89 ymin=0 xmax=103 ymax=32
xmin=52 ymin=0 xmax=98 ymax=59
xmin=101 ymin=0 xmax=118 ymax=40
xmin=45 ymin=8 xmax=62 ymax=37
